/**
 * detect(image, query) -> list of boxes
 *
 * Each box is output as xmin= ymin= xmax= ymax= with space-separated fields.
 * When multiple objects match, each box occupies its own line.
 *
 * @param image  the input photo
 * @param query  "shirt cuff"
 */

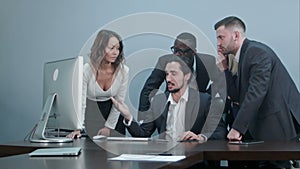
xmin=123 ymin=115 xmax=133 ymax=127
xmin=104 ymin=122 xmax=114 ymax=129
xmin=198 ymin=134 xmax=208 ymax=141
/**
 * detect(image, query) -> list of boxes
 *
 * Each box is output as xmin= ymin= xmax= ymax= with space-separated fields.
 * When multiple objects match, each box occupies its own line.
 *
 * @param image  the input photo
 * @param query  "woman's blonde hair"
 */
xmin=89 ymin=29 xmax=124 ymax=76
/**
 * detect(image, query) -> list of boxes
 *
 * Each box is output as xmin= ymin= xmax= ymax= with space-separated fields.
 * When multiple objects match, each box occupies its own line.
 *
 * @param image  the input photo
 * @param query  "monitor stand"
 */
xmin=30 ymin=93 xmax=73 ymax=143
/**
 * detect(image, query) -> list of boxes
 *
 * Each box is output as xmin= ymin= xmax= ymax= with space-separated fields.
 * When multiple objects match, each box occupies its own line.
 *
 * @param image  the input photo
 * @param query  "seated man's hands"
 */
xmin=179 ymin=131 xmax=206 ymax=142
xmin=111 ymin=97 xmax=132 ymax=121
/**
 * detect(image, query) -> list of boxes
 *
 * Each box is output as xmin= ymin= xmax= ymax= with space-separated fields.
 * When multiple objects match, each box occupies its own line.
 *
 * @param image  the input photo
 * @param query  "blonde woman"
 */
xmin=68 ymin=29 xmax=129 ymax=138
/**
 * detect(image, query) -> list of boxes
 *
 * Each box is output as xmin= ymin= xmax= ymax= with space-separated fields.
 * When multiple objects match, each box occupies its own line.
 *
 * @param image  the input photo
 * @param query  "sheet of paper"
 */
xmin=105 ymin=137 xmax=168 ymax=142
xmin=106 ymin=137 xmax=150 ymax=141
xmin=108 ymin=154 xmax=185 ymax=162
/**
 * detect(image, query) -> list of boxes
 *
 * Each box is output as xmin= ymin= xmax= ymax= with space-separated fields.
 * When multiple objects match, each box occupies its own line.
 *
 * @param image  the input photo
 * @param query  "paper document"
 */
xmin=107 ymin=137 xmax=150 ymax=141
xmin=108 ymin=154 xmax=186 ymax=162
xmin=106 ymin=137 xmax=168 ymax=142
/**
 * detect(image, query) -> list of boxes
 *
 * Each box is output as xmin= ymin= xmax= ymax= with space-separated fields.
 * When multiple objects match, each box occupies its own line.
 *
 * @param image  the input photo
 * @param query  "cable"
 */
xmin=23 ymin=123 xmax=37 ymax=141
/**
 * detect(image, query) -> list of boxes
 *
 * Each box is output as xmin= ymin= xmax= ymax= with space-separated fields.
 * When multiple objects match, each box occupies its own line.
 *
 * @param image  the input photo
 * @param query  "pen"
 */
xmin=146 ymin=153 xmax=173 ymax=156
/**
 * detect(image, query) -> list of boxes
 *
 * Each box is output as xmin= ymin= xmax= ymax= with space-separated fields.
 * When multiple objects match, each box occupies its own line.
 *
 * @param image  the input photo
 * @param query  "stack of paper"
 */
xmin=108 ymin=154 xmax=185 ymax=162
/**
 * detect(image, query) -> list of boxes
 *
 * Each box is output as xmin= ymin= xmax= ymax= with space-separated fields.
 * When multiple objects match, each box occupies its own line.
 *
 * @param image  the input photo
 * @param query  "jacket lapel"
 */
xmin=237 ymin=38 xmax=249 ymax=96
xmin=158 ymin=92 xmax=170 ymax=133
xmin=185 ymin=88 xmax=199 ymax=130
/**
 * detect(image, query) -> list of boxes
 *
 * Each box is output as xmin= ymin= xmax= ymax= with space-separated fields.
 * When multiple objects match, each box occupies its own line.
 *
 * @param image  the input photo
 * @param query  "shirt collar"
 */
xmin=234 ymin=45 xmax=242 ymax=63
xmin=234 ymin=38 xmax=245 ymax=62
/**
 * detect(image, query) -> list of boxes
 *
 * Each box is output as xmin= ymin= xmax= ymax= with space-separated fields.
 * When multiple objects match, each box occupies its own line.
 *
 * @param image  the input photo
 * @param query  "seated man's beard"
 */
xmin=167 ymin=82 xmax=183 ymax=93
xmin=169 ymin=88 xmax=180 ymax=93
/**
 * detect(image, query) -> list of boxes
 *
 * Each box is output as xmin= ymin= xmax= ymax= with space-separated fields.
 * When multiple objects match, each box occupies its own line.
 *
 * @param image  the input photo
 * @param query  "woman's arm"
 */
xmin=104 ymin=65 xmax=129 ymax=129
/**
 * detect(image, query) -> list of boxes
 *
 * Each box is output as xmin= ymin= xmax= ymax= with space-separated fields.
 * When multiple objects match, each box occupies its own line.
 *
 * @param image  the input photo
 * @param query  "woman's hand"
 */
xmin=97 ymin=127 xmax=110 ymax=136
xmin=66 ymin=130 xmax=81 ymax=139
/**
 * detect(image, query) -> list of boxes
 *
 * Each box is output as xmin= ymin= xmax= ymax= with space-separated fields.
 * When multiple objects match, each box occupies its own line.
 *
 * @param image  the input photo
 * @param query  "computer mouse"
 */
xmin=92 ymin=135 xmax=106 ymax=140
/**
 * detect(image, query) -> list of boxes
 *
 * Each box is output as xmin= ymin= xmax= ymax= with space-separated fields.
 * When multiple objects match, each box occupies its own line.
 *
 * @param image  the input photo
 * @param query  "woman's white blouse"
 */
xmin=81 ymin=63 xmax=129 ymax=129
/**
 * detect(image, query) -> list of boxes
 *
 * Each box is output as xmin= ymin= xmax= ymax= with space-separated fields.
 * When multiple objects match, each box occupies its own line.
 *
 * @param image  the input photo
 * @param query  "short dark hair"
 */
xmin=214 ymin=16 xmax=246 ymax=32
xmin=175 ymin=32 xmax=196 ymax=49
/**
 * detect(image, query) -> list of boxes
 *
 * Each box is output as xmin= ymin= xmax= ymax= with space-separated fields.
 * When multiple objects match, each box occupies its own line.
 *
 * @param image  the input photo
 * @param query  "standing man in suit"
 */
xmin=215 ymin=16 xmax=300 ymax=142
xmin=215 ymin=15 xmax=300 ymax=169
xmin=112 ymin=56 xmax=227 ymax=141
xmin=138 ymin=32 xmax=222 ymax=114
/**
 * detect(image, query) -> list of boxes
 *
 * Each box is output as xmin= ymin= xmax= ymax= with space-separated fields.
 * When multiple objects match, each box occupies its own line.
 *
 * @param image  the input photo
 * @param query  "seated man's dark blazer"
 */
xmin=127 ymin=87 xmax=227 ymax=140
xmin=138 ymin=53 xmax=222 ymax=113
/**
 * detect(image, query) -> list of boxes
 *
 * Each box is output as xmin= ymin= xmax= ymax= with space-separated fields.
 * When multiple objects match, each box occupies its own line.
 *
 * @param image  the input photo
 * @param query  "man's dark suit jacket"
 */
xmin=138 ymin=53 xmax=221 ymax=112
xmin=233 ymin=38 xmax=300 ymax=140
xmin=127 ymin=88 xmax=227 ymax=140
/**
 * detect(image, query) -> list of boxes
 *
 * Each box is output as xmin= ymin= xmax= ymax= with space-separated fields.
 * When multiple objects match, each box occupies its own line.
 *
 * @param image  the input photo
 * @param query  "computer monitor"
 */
xmin=30 ymin=56 xmax=83 ymax=143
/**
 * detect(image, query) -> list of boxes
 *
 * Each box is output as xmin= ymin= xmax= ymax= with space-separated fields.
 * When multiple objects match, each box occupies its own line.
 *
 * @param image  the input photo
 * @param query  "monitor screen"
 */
xmin=30 ymin=56 xmax=83 ymax=143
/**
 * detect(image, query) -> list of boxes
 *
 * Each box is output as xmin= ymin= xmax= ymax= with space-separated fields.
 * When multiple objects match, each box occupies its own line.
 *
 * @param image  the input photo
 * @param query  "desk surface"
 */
xmin=189 ymin=140 xmax=300 ymax=161
xmin=0 ymin=138 xmax=199 ymax=169
xmin=1 ymin=138 xmax=300 ymax=169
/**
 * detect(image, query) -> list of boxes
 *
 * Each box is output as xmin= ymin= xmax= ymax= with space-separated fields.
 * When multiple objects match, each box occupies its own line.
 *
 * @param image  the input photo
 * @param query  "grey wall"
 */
xmin=0 ymin=0 xmax=299 ymax=142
